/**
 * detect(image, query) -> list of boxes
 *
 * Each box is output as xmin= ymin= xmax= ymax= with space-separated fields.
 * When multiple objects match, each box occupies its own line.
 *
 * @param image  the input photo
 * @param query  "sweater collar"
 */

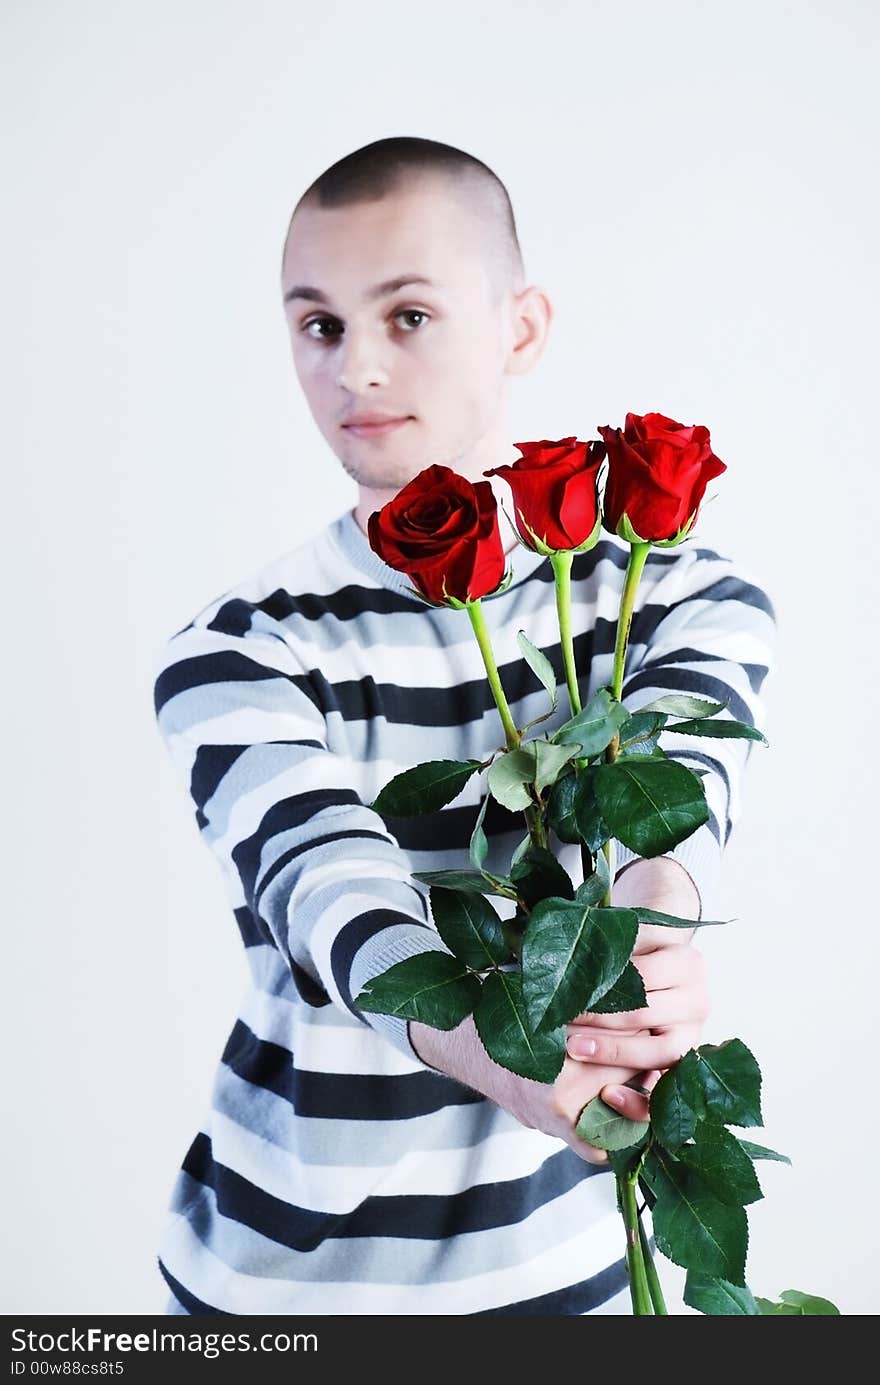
xmin=329 ymin=506 xmax=551 ymax=600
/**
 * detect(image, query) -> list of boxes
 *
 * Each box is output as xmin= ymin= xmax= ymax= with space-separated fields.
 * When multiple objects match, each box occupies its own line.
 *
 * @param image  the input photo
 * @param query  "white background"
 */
xmin=3 ymin=0 xmax=877 ymax=1315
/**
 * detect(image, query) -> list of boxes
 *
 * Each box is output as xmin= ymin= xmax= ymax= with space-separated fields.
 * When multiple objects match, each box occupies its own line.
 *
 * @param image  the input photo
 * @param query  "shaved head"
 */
xmin=281 ymin=136 xmax=526 ymax=307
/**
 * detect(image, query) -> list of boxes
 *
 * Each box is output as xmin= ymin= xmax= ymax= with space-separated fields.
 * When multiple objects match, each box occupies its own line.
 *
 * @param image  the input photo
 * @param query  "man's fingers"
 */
xmin=574 ymin=1141 xmax=610 ymax=1166
xmin=568 ymin=1026 xmax=693 ymax=1069
xmin=599 ymin=1079 xmax=656 ymax=1123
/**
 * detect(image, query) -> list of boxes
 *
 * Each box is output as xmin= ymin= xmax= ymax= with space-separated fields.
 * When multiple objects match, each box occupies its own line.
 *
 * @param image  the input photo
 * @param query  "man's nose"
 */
xmin=335 ymin=328 xmax=391 ymax=392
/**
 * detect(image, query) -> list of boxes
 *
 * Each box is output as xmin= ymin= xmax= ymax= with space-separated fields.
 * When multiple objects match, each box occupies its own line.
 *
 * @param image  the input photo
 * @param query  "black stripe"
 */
xmin=180 ymin=1131 xmax=607 ymax=1249
xmin=666 ymin=748 xmax=732 ymax=825
xmin=191 ymin=744 xmax=249 ymax=812
xmin=622 ymin=666 xmax=754 ymax=727
xmin=638 ymin=646 xmax=771 ymax=697
xmin=232 ymin=905 xmax=267 ymax=949
xmin=228 ymin=540 xmax=729 ymax=629
xmin=471 ymin=1256 xmax=629 ymax=1314
xmin=230 ymin=904 xmax=276 ymax=951
xmin=231 ymin=789 xmax=360 ymax=910
xmin=229 ymin=909 xmax=331 ymax=1005
xmin=331 ymin=907 xmax=431 ymax=1021
xmin=629 ymin=573 xmax=776 ymax=651
xmin=157 ymin=618 xmax=767 ymax=736
xmin=193 ymin=740 xmax=328 ymax=819
xmin=158 ymin=1248 xmax=633 ymax=1316
xmin=158 ymin=1260 xmax=226 ymax=1316
xmin=206 ymin=597 xmax=257 ymax=637
xmin=154 ymin=651 xmax=281 ymax=714
xmin=253 ymin=829 xmax=402 ymax=914
xmin=221 ymin=1017 xmax=481 ymax=1120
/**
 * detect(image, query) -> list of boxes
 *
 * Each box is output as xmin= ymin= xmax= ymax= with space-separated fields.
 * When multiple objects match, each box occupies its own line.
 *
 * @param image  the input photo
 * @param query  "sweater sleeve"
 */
xmin=151 ymin=596 xmax=453 ymax=1064
xmin=608 ymin=543 xmax=779 ymax=919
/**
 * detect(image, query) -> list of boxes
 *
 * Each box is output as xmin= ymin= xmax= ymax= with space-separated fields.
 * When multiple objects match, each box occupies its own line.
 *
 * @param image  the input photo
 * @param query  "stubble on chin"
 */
xmin=337 ymin=445 xmax=432 ymax=491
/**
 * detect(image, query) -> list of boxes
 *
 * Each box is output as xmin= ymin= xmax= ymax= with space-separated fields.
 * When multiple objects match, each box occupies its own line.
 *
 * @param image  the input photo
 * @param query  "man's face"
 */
xmin=280 ymin=177 xmax=520 ymax=492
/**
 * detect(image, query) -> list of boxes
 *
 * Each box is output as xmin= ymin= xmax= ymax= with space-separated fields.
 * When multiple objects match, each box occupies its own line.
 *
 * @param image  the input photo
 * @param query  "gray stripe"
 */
xmin=168 ymin=1164 xmax=617 ymax=1289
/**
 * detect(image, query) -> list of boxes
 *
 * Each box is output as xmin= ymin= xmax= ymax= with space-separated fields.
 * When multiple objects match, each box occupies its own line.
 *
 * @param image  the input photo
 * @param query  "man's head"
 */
xmin=279 ymin=137 xmax=552 ymax=514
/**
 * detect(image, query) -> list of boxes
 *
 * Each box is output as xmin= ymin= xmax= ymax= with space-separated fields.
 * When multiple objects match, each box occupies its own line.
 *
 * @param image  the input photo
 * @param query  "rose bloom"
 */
xmin=367 ymin=464 xmax=506 ymax=605
xmin=599 ymin=412 xmax=727 ymax=545
xmin=484 ymin=437 xmax=604 ymax=553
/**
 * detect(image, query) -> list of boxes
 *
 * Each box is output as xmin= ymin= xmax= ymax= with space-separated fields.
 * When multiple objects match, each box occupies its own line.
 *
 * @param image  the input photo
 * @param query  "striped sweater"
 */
xmin=152 ymin=505 xmax=777 ymax=1315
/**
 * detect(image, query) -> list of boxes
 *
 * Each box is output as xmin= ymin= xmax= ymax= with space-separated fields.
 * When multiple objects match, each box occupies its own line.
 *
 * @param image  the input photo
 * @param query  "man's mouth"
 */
xmin=343 ymin=416 xmax=413 ymax=439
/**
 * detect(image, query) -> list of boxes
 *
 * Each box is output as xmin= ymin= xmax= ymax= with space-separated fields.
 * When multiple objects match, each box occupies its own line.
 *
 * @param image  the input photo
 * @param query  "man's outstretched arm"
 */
xmin=409 ymin=853 xmax=705 ymax=1164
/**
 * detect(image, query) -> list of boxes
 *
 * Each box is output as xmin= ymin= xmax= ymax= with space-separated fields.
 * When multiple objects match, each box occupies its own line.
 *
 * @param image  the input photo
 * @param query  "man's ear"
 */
xmin=505 ymin=284 xmax=553 ymax=376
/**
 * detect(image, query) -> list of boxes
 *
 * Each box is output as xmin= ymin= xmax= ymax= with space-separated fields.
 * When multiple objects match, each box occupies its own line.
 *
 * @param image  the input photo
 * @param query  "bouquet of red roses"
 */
xmin=355 ymin=412 xmax=838 ymax=1316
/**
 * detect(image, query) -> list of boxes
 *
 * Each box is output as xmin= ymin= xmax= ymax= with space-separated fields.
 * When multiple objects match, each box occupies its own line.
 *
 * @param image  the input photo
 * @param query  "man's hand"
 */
xmin=565 ymin=926 xmax=711 ymax=1075
xmin=563 ymin=856 xmax=711 ymax=1108
xmin=409 ymin=1012 xmax=661 ymax=1166
xmin=409 ymin=855 xmax=709 ymax=1166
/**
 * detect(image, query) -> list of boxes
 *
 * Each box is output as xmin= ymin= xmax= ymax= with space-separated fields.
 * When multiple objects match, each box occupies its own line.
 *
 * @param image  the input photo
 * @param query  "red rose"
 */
xmin=483 ymin=437 xmax=605 ymax=554
xmin=367 ymin=464 xmax=507 ymax=605
xmin=598 ymin=412 xmax=727 ymax=545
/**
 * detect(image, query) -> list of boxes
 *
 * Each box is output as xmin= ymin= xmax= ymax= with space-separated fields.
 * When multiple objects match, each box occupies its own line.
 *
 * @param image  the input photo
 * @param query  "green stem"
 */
xmin=601 ymin=541 xmax=652 ymax=905
xmin=619 ymin=1170 xmax=654 ymax=1314
xmin=549 ymin=550 xmax=591 ymax=878
xmin=607 ymin=541 xmax=652 ymax=747
xmin=467 ymin=600 xmax=521 ymax=749
xmin=638 ymin=1211 xmax=669 ymax=1315
xmin=466 ymin=599 xmax=545 ymax=849
xmin=550 ymin=550 xmax=580 ymax=716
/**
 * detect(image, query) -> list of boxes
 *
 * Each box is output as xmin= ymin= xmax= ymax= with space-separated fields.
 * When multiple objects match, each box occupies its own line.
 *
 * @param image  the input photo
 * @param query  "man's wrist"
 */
xmin=612 ymin=855 xmax=702 ymax=923
xmin=408 ymin=1014 xmax=513 ymax=1103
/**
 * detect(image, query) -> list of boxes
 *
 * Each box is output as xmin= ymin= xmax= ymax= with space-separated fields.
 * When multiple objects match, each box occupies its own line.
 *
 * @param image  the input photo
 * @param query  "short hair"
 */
xmin=281 ymin=135 xmax=526 ymax=301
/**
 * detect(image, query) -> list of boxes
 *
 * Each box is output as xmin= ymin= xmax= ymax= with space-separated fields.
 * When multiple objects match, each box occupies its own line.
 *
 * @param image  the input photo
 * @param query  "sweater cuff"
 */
xmin=611 ymin=819 xmax=723 ymax=921
xmin=348 ymin=923 xmax=455 ymax=1065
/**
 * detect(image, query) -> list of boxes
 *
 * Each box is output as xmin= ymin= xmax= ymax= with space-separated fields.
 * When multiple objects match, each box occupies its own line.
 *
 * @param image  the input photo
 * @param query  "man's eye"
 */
xmin=395 ymin=309 xmax=430 ymax=330
xmin=302 ymin=317 xmax=342 ymax=340
xmin=301 ymin=309 xmax=430 ymax=341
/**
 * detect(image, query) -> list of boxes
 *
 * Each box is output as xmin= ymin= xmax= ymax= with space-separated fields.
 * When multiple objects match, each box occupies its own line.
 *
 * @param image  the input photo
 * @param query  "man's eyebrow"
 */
xmin=283 ymin=274 xmax=441 ymax=306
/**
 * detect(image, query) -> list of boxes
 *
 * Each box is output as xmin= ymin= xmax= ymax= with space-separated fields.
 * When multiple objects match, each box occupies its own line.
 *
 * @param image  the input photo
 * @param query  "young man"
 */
xmin=153 ymin=137 xmax=776 ymax=1315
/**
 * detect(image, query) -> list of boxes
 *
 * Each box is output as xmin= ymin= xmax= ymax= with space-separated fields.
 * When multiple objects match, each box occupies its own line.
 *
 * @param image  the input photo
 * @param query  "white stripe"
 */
xmin=209 ymin=1107 xmax=573 ymax=1209
xmin=160 ymin=1176 xmax=624 ymax=1314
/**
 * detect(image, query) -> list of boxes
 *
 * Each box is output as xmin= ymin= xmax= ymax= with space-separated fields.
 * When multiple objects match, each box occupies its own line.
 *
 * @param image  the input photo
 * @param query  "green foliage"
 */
xmin=473 ymin=970 xmax=566 ymax=1082
xmin=649 ymin=1052 xmax=704 ymax=1150
xmin=516 ymin=629 xmax=558 ymax=710
xmin=533 ymin=738 xmax=581 ymax=792
xmin=509 ymin=846 xmax=575 ymax=909
xmin=429 ymin=887 xmax=512 ymax=970
xmin=354 ymin=952 xmax=481 ymax=1029
xmin=548 ymin=765 xmax=612 ymax=852
xmin=576 ymin=1096 xmax=649 ymax=1152
xmin=587 ymin=961 xmax=648 ymax=1014
xmin=413 ymin=869 xmax=515 ymax=899
xmin=468 ymin=794 xmax=490 ymax=870
xmin=594 ymin=758 xmax=709 ymax=856
xmin=683 ymin=1273 xmax=761 ymax=1315
xmin=574 ymin=848 xmax=610 ymax=904
xmin=487 ymin=746 xmax=537 ymax=811
xmin=552 ymin=686 xmax=629 ymax=757
xmin=676 ymin=1123 xmax=764 ymax=1207
xmin=372 ymin=759 xmax=482 ymax=816
xmin=754 ymin=1290 xmax=841 ymax=1315
xmin=667 ymin=716 xmax=768 ymax=745
xmin=694 ymin=1039 xmax=763 ymax=1129
xmin=616 ymin=708 xmax=667 ymax=754
xmin=639 ymin=694 xmax=728 ymax=719
xmin=631 ymin=905 xmax=730 ymax=930
xmin=544 ymin=771 xmax=582 ymax=844
xmin=736 ymin=1138 xmax=791 ymax=1166
xmin=521 ymin=901 xmax=638 ymax=1033
xmin=643 ymin=1146 xmax=749 ymax=1286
